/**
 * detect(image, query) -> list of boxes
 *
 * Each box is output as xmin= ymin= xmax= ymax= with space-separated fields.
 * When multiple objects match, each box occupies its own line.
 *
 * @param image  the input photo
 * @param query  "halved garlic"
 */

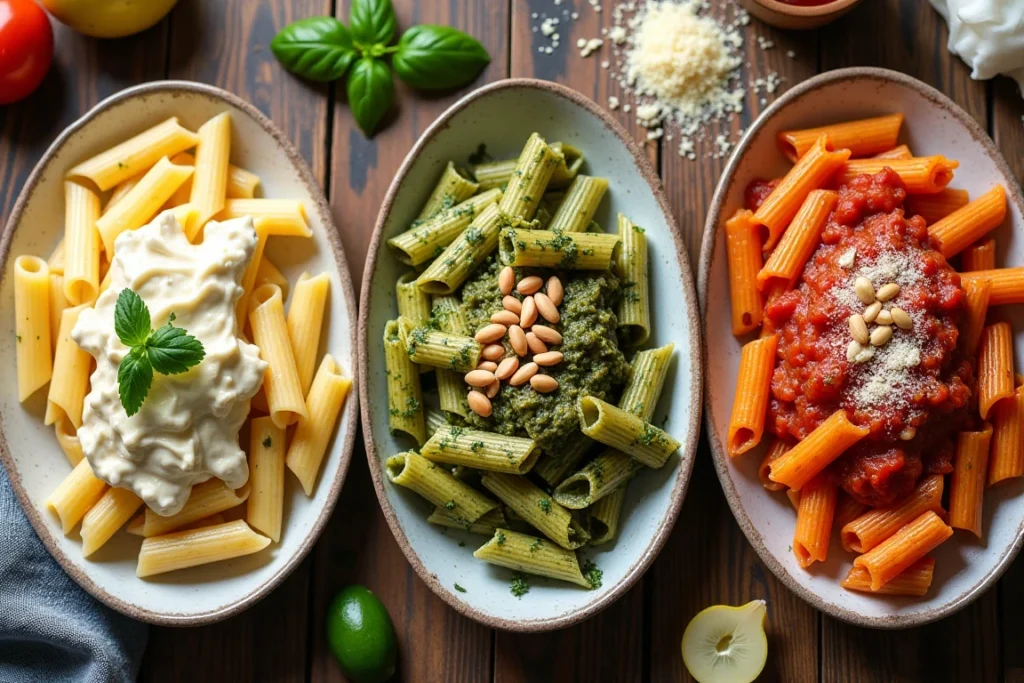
xmin=681 ymin=600 xmax=768 ymax=683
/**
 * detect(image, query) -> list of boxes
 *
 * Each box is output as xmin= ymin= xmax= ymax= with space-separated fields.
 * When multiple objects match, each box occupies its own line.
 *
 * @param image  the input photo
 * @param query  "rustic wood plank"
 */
xmin=311 ymin=2 xmax=510 ymax=681
xmin=649 ymin=7 xmax=821 ymax=682
xmin=819 ymin=4 xmax=999 ymax=681
xmin=142 ymin=2 xmax=330 ymax=680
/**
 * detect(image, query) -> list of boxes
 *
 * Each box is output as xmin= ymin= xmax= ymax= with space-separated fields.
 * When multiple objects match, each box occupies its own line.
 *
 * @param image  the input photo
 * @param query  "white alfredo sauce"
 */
xmin=73 ymin=213 xmax=267 ymax=516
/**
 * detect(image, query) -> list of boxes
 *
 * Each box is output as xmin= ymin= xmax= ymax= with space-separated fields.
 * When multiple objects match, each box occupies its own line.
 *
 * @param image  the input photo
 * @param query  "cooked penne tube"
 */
xmin=927 ymin=186 xmax=1006 ymax=259
xmin=533 ymin=438 xmax=593 ymax=487
xmin=218 ymin=199 xmax=310 ymax=237
xmin=724 ymin=209 xmax=764 ymax=335
xmin=727 ymin=335 xmax=778 ymax=457
xmin=587 ymin=486 xmax=626 ymax=545
xmin=480 ymin=473 xmax=590 ymax=549
xmin=417 ymin=161 xmax=479 ymax=220
xmin=474 ymin=528 xmax=591 ymax=587
xmin=14 ymin=255 xmax=52 ymax=402
xmin=769 ymin=410 xmax=869 ymax=491
xmin=142 ymin=479 xmax=250 ymax=537
xmin=127 ymin=512 xmax=227 ymax=537
xmin=286 ymin=354 xmax=351 ymax=496
xmin=48 ymin=273 xmax=69 ymax=354
xmin=255 ymin=256 xmax=289 ymax=296
xmin=842 ymin=557 xmax=935 ymax=597
xmin=906 ymin=188 xmax=970 ymax=225
xmin=395 ymin=272 xmax=432 ymax=323
xmin=80 ymin=487 xmax=143 ymax=557
xmin=471 ymin=142 xmax=581 ymax=191
xmin=166 ymin=152 xmax=261 ymax=202
xmin=45 ymin=458 xmax=108 ymax=534
xmin=618 ymin=343 xmax=675 ymax=421
xmin=67 ymin=117 xmax=199 ymax=191
xmin=386 ymin=451 xmax=498 ymax=524
xmin=44 ymin=305 xmax=91 ymax=429
xmin=793 ymin=474 xmax=837 ymax=568
xmin=499 ymin=228 xmax=621 ymax=270
xmin=873 ymin=144 xmax=913 ymax=160
xmin=577 ymin=396 xmax=680 ymax=468
xmin=961 ymin=268 xmax=1024 ymax=306
xmin=833 ymin=492 xmax=870 ymax=531
xmin=235 ymin=220 xmax=270 ymax=326
xmin=420 ymin=425 xmax=540 ymax=474
xmin=62 ymin=181 xmax=101 ymax=305
xmin=190 ymin=112 xmax=232 ymax=223
xmin=136 ymin=520 xmax=270 ymax=578
xmin=777 ymin=114 xmax=904 ymax=161
xmin=960 ymin=275 xmax=991 ymax=358
xmin=248 ymin=416 xmax=286 ymax=542
xmin=787 ymin=488 xmax=800 ymax=510
xmin=498 ymin=133 xmax=563 ymax=221
xmin=547 ymin=175 xmax=609 ymax=233
xmin=383 ymin=320 xmax=426 ymax=444
xmin=977 ymin=322 xmax=1014 ymax=420
xmin=427 ymin=506 xmax=507 ymax=535
xmin=416 ymin=204 xmax=504 ymax=295
xmin=54 ymin=415 xmax=84 ymax=466
xmin=397 ymin=316 xmax=481 ymax=371
xmin=471 ymin=157 xmax=516 ymax=190
xmin=553 ymin=448 xmax=642 ymax=509
xmin=758 ymin=439 xmax=790 ymax=492
xmin=431 ymin=295 xmax=471 ymax=418
xmin=249 ymin=284 xmax=308 ymax=428
xmin=840 ymin=474 xmax=944 ymax=553
xmin=615 ymin=213 xmax=650 ymax=345
xmin=835 ymin=156 xmax=958 ymax=194
xmin=548 ymin=142 xmax=585 ymax=188
xmin=757 ymin=190 xmax=837 ymax=292
xmin=852 ymin=511 xmax=952 ymax=591
xmin=47 ymin=238 xmax=65 ymax=274
xmin=961 ymin=237 xmax=996 ymax=272
xmin=286 ymin=272 xmax=330 ymax=395
xmin=388 ymin=189 xmax=502 ymax=266
xmin=948 ymin=424 xmax=993 ymax=537
xmin=989 ymin=385 xmax=1024 ymax=486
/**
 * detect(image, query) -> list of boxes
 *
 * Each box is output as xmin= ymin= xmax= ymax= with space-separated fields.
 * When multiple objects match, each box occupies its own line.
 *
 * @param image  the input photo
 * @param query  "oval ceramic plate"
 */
xmin=0 ymin=82 xmax=359 ymax=625
xmin=701 ymin=67 xmax=1024 ymax=628
xmin=359 ymin=79 xmax=702 ymax=632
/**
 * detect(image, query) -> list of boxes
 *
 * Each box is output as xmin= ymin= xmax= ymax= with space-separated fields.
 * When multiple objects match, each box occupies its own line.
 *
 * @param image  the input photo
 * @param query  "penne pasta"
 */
xmin=388 ymin=189 xmax=502 ymax=266
xmin=724 ymin=209 xmax=764 ymax=335
xmin=852 ymin=511 xmax=952 ymax=591
xmin=989 ymin=385 xmax=1024 ymax=486
xmin=416 ymin=204 xmax=504 ymax=295
xmin=872 ymin=144 xmax=913 ymax=160
xmin=547 ymin=175 xmax=609 ymax=233
xmin=777 ymin=114 xmax=904 ymax=162
xmin=249 ymin=284 xmax=308 ymax=428
xmin=959 ymin=275 xmax=991 ymax=359
xmin=395 ymin=272 xmax=432 ymax=324
xmin=235 ymin=220 xmax=270 ymax=327
xmin=618 ymin=343 xmax=675 ymax=422
xmin=127 ymin=512 xmax=226 ymax=537
xmin=286 ymin=354 xmax=352 ymax=496
xmin=14 ymin=255 xmax=53 ymax=402
xmin=420 ymin=425 xmax=540 ymax=474
xmin=190 ymin=112 xmax=232 ymax=223
xmin=45 ymin=458 xmax=108 ymax=534
xmin=255 ymin=256 xmax=289 ymax=297
xmin=833 ymin=492 xmax=870 ymax=531
xmin=431 ymin=295 xmax=471 ymax=418
xmin=386 ymin=451 xmax=498 ymax=524
xmin=383 ymin=320 xmax=426 ymax=444
xmin=480 ymin=472 xmax=590 ymax=550
xmin=587 ymin=486 xmax=627 ymax=545
xmin=533 ymin=438 xmax=593 ymax=489
xmin=948 ymin=424 xmax=993 ymax=537
xmin=977 ymin=322 xmax=1014 ymax=420
xmin=927 ymin=186 xmax=1006 ymax=259
xmin=758 ymin=439 xmax=790 ymax=492
xmin=48 ymin=273 xmax=69 ymax=354
xmin=835 ymin=156 xmax=958 ymax=194
xmin=757 ymin=190 xmax=837 ymax=292
xmin=842 ymin=557 xmax=935 ymax=597
xmin=499 ymin=228 xmax=621 ymax=271
xmin=961 ymin=237 xmax=996 ymax=272
xmin=552 ymin=448 xmax=641 ymax=509
xmin=54 ymin=415 xmax=84 ymax=466
xmin=47 ymin=238 xmax=65 ymax=274
xmin=397 ymin=316 xmax=481 ymax=371
xmin=727 ymin=335 xmax=778 ymax=457
xmin=218 ymin=199 xmax=310 ymax=238
xmin=497 ymin=133 xmax=563 ymax=221
xmin=548 ymin=142 xmax=585 ymax=189
xmin=44 ymin=304 xmax=91 ymax=429
xmin=615 ymin=213 xmax=650 ymax=345
xmin=142 ymin=479 xmax=250 ymax=538
xmin=286 ymin=272 xmax=331 ymax=395
xmin=793 ymin=475 xmax=837 ymax=568
xmin=166 ymin=152 xmax=260 ymax=203
xmin=576 ymin=396 xmax=680 ymax=468
xmin=136 ymin=520 xmax=270 ymax=578
xmin=840 ymin=474 xmax=944 ymax=553
xmin=417 ymin=161 xmax=480 ymax=220
xmin=769 ymin=410 xmax=869 ymax=491
xmin=473 ymin=528 xmax=591 ymax=587
xmin=80 ymin=487 xmax=143 ymax=557
xmin=906 ymin=187 xmax=970 ymax=225
xmin=248 ymin=416 xmax=286 ymax=542
xmin=427 ymin=506 xmax=507 ymax=535
xmin=961 ymin=268 xmax=1024 ymax=306
xmin=62 ymin=181 xmax=101 ymax=305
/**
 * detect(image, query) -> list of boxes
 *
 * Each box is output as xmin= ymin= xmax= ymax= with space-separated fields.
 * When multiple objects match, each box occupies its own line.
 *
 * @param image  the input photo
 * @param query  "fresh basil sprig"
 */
xmin=271 ymin=0 xmax=490 ymax=137
xmin=114 ymin=289 xmax=205 ymax=417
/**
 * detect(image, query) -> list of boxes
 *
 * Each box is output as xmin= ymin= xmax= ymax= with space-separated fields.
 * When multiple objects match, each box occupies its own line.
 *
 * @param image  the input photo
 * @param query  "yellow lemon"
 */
xmin=41 ymin=0 xmax=179 ymax=38
xmin=681 ymin=600 xmax=768 ymax=683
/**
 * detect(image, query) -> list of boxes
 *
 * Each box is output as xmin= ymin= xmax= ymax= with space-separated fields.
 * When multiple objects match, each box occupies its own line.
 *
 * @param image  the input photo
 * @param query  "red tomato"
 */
xmin=0 ymin=0 xmax=54 ymax=105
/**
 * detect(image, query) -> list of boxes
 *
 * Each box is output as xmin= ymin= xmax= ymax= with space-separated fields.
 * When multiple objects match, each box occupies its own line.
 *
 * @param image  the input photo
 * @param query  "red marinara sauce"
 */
xmin=745 ymin=178 xmax=780 ymax=212
xmin=763 ymin=169 xmax=973 ymax=507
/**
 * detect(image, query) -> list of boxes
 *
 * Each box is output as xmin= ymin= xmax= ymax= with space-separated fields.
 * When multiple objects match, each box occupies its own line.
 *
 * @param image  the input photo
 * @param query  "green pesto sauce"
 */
xmin=459 ymin=256 xmax=631 ymax=452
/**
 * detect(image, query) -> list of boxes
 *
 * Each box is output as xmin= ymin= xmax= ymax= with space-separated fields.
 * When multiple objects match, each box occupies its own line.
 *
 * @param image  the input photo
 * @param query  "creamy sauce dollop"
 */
xmin=73 ymin=213 xmax=267 ymax=516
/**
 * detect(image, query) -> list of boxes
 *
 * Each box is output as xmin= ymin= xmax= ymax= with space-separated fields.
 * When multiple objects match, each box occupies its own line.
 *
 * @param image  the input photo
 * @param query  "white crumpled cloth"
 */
xmin=930 ymin=0 xmax=1024 ymax=92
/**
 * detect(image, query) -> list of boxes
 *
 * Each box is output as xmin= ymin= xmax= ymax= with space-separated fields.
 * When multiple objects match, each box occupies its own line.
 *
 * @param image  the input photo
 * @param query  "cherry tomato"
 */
xmin=0 ymin=0 xmax=54 ymax=105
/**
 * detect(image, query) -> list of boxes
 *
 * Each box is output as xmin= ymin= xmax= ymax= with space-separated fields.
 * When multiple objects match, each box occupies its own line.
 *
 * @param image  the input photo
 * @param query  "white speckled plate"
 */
xmin=0 ymin=81 xmax=359 ymax=626
xmin=359 ymin=79 xmax=702 ymax=632
xmin=701 ymin=67 xmax=1024 ymax=628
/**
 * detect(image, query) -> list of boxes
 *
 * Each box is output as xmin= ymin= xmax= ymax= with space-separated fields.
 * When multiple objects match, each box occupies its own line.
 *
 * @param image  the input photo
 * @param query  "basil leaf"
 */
xmin=349 ymin=0 xmax=397 ymax=47
xmin=147 ymin=316 xmax=205 ymax=375
xmin=347 ymin=57 xmax=394 ymax=137
xmin=118 ymin=348 xmax=153 ymax=418
xmin=393 ymin=25 xmax=490 ymax=90
xmin=114 ymin=289 xmax=151 ymax=348
xmin=271 ymin=17 xmax=357 ymax=83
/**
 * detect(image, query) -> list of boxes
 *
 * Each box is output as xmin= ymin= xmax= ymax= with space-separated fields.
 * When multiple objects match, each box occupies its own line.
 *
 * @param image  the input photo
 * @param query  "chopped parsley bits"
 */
xmin=582 ymin=560 xmax=603 ymax=589
xmin=529 ymin=538 xmax=543 ymax=553
xmin=444 ymin=500 xmax=457 ymax=511
xmin=538 ymin=498 xmax=552 ymax=514
xmin=510 ymin=572 xmax=530 ymax=598
xmin=454 ymin=582 xmax=467 ymax=593
xmin=496 ymin=530 xmax=506 ymax=546
xmin=262 ymin=436 xmax=273 ymax=448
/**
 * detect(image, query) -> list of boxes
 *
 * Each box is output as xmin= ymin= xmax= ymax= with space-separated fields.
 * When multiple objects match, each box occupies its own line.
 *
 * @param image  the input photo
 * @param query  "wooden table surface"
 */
xmin=2 ymin=1 xmax=1024 ymax=681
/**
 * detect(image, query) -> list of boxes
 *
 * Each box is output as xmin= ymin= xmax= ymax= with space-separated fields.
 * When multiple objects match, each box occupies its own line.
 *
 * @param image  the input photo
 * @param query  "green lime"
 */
xmin=326 ymin=585 xmax=397 ymax=683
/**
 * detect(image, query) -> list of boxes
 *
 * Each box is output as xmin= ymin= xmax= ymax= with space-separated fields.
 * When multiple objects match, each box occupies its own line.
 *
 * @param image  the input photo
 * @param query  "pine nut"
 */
xmin=520 ymin=296 xmax=538 ymax=327
xmin=508 ymin=325 xmax=528 ymax=356
xmin=531 ymin=325 xmax=563 ymax=344
xmin=526 ymin=332 xmax=548 ymax=354
xmin=481 ymin=344 xmax=505 ymax=361
xmin=530 ymin=374 xmax=559 ymax=393
xmin=517 ymin=276 xmax=544 ymax=295
xmin=876 ymin=283 xmax=900 ymax=302
xmin=502 ymin=296 xmax=523 ymax=315
xmin=891 ymin=306 xmax=912 ymax=330
xmin=498 ymin=266 xmax=515 ymax=296
xmin=486 ymin=379 xmax=501 ymax=399
xmin=465 ymin=369 xmax=495 ymax=387
xmin=854 ymin=277 xmax=875 ymax=304
xmin=900 ymin=426 xmax=917 ymax=441
xmin=495 ymin=357 xmax=519 ymax=380
xmin=870 ymin=325 xmax=892 ymax=346
xmin=509 ymin=362 xmax=538 ymax=386
xmin=533 ymin=351 xmax=563 ymax=366
xmin=546 ymin=276 xmax=564 ymax=306
xmin=478 ymin=361 xmax=498 ymax=372
xmin=534 ymin=292 xmax=560 ymax=323
xmin=875 ymin=309 xmax=893 ymax=326
xmin=491 ymin=310 xmax=520 ymax=326
xmin=863 ymin=301 xmax=882 ymax=323
xmin=849 ymin=315 xmax=869 ymax=345
xmin=467 ymin=390 xmax=492 ymax=417
xmin=475 ymin=323 xmax=507 ymax=344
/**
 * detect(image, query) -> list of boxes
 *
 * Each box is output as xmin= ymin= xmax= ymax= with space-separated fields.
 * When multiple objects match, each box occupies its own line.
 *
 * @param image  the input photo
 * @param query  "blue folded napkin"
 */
xmin=0 ymin=466 xmax=147 ymax=683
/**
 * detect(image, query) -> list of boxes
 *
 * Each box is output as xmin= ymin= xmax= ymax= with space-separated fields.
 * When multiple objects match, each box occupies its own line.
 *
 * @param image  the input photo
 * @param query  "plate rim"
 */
xmin=0 ymin=80 xmax=360 ymax=626
xmin=357 ymin=77 xmax=704 ymax=632
xmin=697 ymin=65 xmax=1024 ymax=629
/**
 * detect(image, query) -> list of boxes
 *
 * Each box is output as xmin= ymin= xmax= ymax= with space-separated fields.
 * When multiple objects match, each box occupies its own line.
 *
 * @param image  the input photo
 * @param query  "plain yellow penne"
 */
xmin=190 ymin=112 xmax=232 ymax=223
xmin=218 ymin=199 xmax=310 ymax=237
xmin=14 ymin=255 xmax=52 ymax=402
xmin=47 ymin=239 xmax=65 ymax=274
xmin=136 ymin=520 xmax=270 ymax=578
xmin=247 ymin=416 xmax=287 ymax=542
xmin=255 ymin=256 xmax=289 ymax=297
xmin=45 ymin=304 xmax=91 ymax=429
xmin=104 ymin=174 xmax=143 ymax=214
xmin=286 ymin=272 xmax=330 ymax=395
xmin=95 ymin=156 xmax=194 ymax=256
xmin=47 ymin=273 xmax=69 ymax=354
xmin=249 ymin=284 xmax=308 ymax=429
xmin=127 ymin=512 xmax=226 ymax=537
xmin=286 ymin=354 xmax=351 ymax=496
xmin=54 ymin=415 xmax=84 ymax=467
xmin=67 ymin=117 xmax=199 ymax=191
xmin=235 ymin=220 xmax=270 ymax=327
xmin=45 ymin=458 xmax=107 ymax=534
xmin=165 ymin=151 xmax=260 ymax=202
xmin=80 ymin=487 xmax=144 ymax=557
xmin=142 ymin=479 xmax=250 ymax=537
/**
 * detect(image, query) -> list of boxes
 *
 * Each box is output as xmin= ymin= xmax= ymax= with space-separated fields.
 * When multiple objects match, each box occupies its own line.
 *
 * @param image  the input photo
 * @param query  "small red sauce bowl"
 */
xmin=736 ymin=0 xmax=862 ymax=30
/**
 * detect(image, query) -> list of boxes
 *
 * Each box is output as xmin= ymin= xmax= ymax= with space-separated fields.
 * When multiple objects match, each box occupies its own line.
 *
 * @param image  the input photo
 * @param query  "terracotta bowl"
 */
xmin=359 ymin=78 xmax=703 ymax=632
xmin=737 ymin=0 xmax=862 ymax=30
xmin=0 ymin=82 xmax=359 ymax=625
xmin=700 ymin=67 xmax=1024 ymax=628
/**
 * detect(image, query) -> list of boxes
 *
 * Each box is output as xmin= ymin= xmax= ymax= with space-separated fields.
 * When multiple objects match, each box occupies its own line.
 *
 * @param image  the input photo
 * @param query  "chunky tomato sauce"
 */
xmin=745 ymin=178 xmax=779 ymax=212
xmin=758 ymin=169 xmax=973 ymax=506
